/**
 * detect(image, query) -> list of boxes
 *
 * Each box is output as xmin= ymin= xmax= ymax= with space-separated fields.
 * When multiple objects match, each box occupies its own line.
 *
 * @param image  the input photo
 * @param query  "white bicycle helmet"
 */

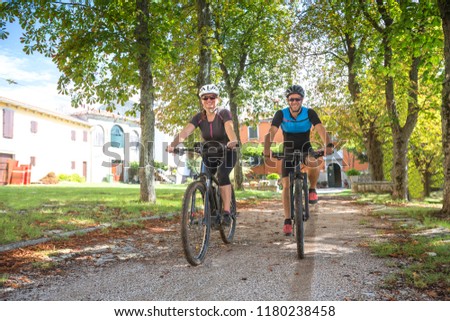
xmin=199 ymin=84 xmax=219 ymax=97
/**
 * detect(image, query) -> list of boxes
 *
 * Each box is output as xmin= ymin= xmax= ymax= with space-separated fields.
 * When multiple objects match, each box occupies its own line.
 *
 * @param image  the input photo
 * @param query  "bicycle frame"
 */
xmin=199 ymin=162 xmax=222 ymax=225
xmin=289 ymin=157 xmax=309 ymax=222
xmin=176 ymin=142 xmax=238 ymax=265
xmin=273 ymin=149 xmax=324 ymax=259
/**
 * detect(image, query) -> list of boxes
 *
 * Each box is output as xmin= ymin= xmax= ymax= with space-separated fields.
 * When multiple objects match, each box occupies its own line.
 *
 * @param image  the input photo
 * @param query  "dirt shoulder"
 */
xmin=0 ymin=196 xmax=437 ymax=301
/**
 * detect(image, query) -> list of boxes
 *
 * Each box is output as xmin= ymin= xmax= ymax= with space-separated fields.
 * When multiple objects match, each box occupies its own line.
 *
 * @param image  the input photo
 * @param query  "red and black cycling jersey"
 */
xmin=190 ymin=108 xmax=233 ymax=144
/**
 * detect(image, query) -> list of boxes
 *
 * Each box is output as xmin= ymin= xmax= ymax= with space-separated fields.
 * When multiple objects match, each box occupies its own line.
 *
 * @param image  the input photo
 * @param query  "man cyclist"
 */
xmin=264 ymin=85 xmax=334 ymax=236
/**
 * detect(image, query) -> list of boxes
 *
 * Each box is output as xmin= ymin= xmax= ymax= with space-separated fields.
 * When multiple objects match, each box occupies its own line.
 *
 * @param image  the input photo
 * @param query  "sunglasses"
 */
xmin=288 ymin=98 xmax=302 ymax=102
xmin=201 ymin=96 xmax=217 ymax=101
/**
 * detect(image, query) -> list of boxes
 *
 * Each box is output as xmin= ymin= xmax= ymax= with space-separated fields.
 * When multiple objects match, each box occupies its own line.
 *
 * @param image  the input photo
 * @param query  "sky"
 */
xmin=0 ymin=21 xmax=72 ymax=112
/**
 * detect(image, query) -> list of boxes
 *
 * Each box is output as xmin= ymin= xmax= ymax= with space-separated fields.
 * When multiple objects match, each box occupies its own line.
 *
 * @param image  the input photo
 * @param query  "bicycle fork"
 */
xmin=290 ymin=172 xmax=309 ymax=222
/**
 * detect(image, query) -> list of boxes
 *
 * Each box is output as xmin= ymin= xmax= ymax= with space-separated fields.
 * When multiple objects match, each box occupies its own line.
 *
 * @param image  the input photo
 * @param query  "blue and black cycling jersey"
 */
xmin=271 ymin=106 xmax=321 ymax=153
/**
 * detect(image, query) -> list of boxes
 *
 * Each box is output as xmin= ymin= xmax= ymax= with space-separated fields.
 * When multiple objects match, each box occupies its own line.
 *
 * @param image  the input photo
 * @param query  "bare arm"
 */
xmin=224 ymin=120 xmax=238 ymax=148
xmin=167 ymin=123 xmax=196 ymax=152
xmin=314 ymin=123 xmax=333 ymax=155
xmin=264 ymin=125 xmax=279 ymax=156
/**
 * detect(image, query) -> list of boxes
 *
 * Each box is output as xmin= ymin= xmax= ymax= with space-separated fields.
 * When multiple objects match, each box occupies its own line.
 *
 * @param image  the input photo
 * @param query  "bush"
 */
xmin=267 ymin=173 xmax=280 ymax=180
xmin=58 ymin=173 xmax=85 ymax=183
xmin=346 ymin=168 xmax=361 ymax=176
xmin=128 ymin=161 xmax=140 ymax=178
xmin=154 ymin=161 xmax=168 ymax=171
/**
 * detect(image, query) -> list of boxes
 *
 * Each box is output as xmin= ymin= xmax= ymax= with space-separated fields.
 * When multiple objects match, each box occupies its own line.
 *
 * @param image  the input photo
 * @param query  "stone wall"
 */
xmin=351 ymin=181 xmax=393 ymax=193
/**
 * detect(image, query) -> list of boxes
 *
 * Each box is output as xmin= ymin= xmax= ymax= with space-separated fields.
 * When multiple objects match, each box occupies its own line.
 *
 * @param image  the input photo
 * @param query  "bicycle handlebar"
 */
xmin=173 ymin=142 xmax=239 ymax=156
xmin=269 ymin=150 xmax=325 ymax=161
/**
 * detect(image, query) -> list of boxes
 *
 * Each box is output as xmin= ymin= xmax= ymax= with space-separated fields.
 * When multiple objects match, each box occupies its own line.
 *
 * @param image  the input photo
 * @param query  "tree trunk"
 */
xmin=196 ymin=0 xmax=212 ymax=89
xmin=136 ymin=0 xmax=156 ymax=203
xmin=438 ymin=0 xmax=450 ymax=216
xmin=423 ymin=169 xmax=432 ymax=198
xmin=385 ymin=44 xmax=420 ymax=200
xmin=366 ymin=130 xmax=384 ymax=181
xmin=229 ymin=92 xmax=244 ymax=190
xmin=218 ymin=51 xmax=246 ymax=191
xmin=391 ymin=133 xmax=409 ymax=200
xmin=389 ymin=57 xmax=420 ymax=200
xmin=346 ymin=32 xmax=384 ymax=181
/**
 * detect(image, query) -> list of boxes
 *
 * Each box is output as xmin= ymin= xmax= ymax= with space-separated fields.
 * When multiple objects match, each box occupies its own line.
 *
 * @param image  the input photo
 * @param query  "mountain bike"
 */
xmin=272 ymin=149 xmax=324 ymax=259
xmin=174 ymin=142 xmax=237 ymax=266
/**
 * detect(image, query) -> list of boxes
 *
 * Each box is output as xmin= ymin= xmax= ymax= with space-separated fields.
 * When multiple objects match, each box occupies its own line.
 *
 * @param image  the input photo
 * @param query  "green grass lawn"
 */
xmin=358 ymin=193 xmax=449 ymax=297
xmin=0 ymin=183 xmax=280 ymax=245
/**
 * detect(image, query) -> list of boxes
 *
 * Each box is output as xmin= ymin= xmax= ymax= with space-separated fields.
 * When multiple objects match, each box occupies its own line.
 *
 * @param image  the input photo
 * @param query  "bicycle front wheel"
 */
xmin=219 ymin=186 xmax=237 ymax=244
xmin=181 ymin=181 xmax=210 ymax=266
xmin=294 ymin=178 xmax=305 ymax=259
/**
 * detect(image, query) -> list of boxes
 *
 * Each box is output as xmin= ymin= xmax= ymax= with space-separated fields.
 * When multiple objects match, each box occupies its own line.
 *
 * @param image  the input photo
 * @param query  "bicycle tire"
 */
xmin=303 ymin=174 xmax=310 ymax=221
xmin=294 ymin=178 xmax=305 ymax=259
xmin=181 ymin=181 xmax=210 ymax=266
xmin=219 ymin=186 xmax=237 ymax=244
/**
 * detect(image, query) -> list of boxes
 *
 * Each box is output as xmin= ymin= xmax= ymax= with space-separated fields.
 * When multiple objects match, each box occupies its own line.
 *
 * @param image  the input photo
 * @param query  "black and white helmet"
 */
xmin=285 ymin=85 xmax=305 ymax=98
xmin=199 ymin=84 xmax=219 ymax=97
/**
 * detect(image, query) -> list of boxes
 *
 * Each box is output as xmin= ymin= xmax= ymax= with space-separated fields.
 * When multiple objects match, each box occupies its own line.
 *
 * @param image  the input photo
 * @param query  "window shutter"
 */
xmin=31 ymin=121 xmax=38 ymax=133
xmin=2 ymin=109 xmax=14 ymax=139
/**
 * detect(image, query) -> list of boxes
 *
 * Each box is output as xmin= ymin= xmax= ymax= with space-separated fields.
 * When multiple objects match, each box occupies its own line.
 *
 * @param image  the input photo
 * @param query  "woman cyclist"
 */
xmin=166 ymin=84 xmax=238 ymax=225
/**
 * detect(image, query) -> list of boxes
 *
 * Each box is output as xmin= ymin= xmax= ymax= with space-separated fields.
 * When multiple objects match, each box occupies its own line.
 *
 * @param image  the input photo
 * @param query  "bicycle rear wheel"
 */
xmin=181 ymin=181 xmax=210 ymax=266
xmin=294 ymin=178 xmax=305 ymax=259
xmin=219 ymin=186 xmax=237 ymax=244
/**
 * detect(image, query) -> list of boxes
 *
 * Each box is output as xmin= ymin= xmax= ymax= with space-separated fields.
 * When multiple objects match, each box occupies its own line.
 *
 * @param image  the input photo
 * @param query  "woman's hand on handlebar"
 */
xmin=226 ymin=140 xmax=238 ymax=149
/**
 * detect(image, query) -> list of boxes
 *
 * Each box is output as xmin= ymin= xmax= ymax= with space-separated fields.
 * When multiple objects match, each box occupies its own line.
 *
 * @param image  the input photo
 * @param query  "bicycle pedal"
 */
xmin=210 ymin=215 xmax=221 ymax=230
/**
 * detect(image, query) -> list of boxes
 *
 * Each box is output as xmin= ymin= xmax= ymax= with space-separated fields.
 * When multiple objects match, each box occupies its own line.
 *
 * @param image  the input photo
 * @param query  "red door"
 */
xmin=0 ymin=153 xmax=13 ymax=185
xmin=83 ymin=161 xmax=87 ymax=181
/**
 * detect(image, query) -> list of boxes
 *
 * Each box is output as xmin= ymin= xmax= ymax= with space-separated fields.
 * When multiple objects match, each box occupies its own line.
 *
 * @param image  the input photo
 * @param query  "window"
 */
xmin=31 ymin=121 xmax=38 ymax=133
xmin=111 ymin=125 xmax=124 ymax=148
xmin=93 ymin=126 xmax=104 ymax=147
xmin=71 ymin=161 xmax=76 ymax=170
xmin=83 ymin=130 xmax=88 ymax=142
xmin=129 ymin=130 xmax=140 ymax=151
xmin=71 ymin=130 xmax=76 ymax=141
xmin=248 ymin=126 xmax=258 ymax=140
xmin=30 ymin=156 xmax=36 ymax=167
xmin=2 ymin=109 xmax=14 ymax=139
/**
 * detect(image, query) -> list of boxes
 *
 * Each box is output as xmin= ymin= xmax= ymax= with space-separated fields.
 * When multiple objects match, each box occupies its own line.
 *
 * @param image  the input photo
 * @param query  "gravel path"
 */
xmin=1 ymin=196 xmax=427 ymax=301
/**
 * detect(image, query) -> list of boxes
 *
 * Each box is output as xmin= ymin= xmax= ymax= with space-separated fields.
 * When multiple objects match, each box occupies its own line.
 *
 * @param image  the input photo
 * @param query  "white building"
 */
xmin=0 ymin=97 xmax=174 ymax=185
xmin=0 ymin=97 xmax=92 ymax=184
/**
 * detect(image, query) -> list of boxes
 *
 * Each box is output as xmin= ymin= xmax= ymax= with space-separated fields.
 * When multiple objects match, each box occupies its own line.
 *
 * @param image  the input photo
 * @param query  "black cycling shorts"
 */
xmin=202 ymin=149 xmax=237 ymax=186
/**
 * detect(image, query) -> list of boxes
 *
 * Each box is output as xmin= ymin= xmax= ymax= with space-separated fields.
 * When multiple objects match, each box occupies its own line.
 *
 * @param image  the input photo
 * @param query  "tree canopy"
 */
xmin=1 ymin=0 xmax=449 ymax=214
